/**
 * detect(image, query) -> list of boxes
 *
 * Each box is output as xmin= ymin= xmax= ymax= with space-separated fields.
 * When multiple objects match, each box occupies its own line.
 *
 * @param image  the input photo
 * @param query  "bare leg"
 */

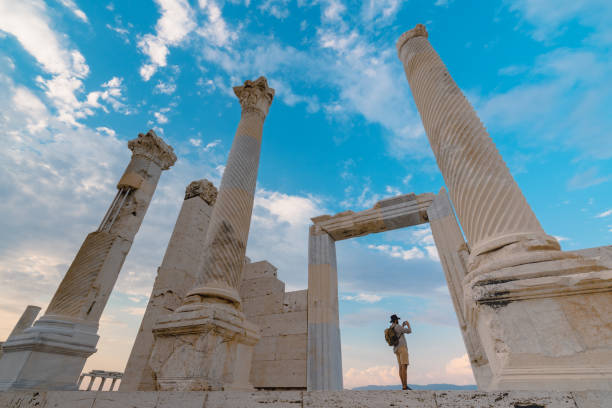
xmin=400 ymin=364 xmax=408 ymax=389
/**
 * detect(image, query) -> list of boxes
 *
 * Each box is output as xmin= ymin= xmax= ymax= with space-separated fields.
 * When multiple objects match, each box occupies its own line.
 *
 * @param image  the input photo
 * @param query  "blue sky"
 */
xmin=0 ymin=0 xmax=611 ymax=389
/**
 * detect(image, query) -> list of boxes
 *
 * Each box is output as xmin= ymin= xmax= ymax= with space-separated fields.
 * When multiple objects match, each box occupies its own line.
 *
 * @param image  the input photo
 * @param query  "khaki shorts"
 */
xmin=395 ymin=346 xmax=409 ymax=365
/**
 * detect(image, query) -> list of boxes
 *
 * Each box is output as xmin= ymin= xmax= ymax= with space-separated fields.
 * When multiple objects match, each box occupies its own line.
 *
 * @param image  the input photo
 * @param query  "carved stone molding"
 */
xmin=184 ymin=179 xmax=218 ymax=205
xmin=128 ymin=130 xmax=177 ymax=170
xmin=233 ymin=76 xmax=275 ymax=118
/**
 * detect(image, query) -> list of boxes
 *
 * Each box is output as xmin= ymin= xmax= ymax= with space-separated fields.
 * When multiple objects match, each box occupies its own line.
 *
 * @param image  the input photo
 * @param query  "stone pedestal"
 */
xmin=397 ymin=24 xmax=612 ymax=391
xmin=0 ymin=130 xmax=176 ymax=391
xmin=149 ymin=77 xmax=274 ymax=391
xmin=149 ymin=303 xmax=259 ymax=391
xmin=120 ymin=180 xmax=217 ymax=391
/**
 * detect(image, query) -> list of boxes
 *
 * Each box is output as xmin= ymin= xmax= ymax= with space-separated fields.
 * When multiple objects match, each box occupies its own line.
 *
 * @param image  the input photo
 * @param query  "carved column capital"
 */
xmin=233 ymin=76 xmax=275 ymax=118
xmin=128 ymin=130 xmax=177 ymax=170
xmin=184 ymin=179 xmax=218 ymax=205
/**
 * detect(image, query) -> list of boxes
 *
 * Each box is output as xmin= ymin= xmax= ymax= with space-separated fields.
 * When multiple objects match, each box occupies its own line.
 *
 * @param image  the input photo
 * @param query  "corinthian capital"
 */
xmin=128 ymin=130 xmax=177 ymax=170
xmin=233 ymin=76 xmax=275 ymax=118
xmin=184 ymin=179 xmax=218 ymax=204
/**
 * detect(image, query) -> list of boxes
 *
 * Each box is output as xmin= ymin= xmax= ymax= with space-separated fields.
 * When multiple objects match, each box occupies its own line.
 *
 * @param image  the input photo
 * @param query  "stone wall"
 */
xmin=0 ymin=390 xmax=609 ymax=407
xmin=239 ymin=261 xmax=308 ymax=389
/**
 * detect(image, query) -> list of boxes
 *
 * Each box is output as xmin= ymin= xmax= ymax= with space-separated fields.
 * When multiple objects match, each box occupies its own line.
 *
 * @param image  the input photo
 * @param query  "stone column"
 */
xmin=0 ymin=130 xmax=176 ymax=391
xmin=120 ymin=179 xmax=217 ymax=391
xmin=0 ymin=306 xmax=41 ymax=360
xmin=396 ymin=25 xmax=564 ymax=279
xmin=149 ymin=77 xmax=274 ymax=391
xmin=307 ymin=224 xmax=342 ymax=391
xmin=427 ymin=188 xmax=491 ymax=388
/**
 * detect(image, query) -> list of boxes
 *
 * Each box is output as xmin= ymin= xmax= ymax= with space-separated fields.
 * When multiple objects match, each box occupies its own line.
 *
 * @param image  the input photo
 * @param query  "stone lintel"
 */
xmin=128 ymin=130 xmax=177 ymax=170
xmin=311 ymin=192 xmax=434 ymax=241
xmin=184 ymin=179 xmax=218 ymax=204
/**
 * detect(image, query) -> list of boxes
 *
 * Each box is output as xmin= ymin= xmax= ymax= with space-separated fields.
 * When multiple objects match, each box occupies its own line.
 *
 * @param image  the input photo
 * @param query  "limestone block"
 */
xmin=253 ymin=336 xmax=277 ymax=362
xmin=240 ymin=278 xmax=285 ymax=299
xmin=250 ymin=360 xmax=306 ymax=389
xmin=44 ymin=391 xmax=97 ymax=408
xmin=242 ymin=292 xmax=283 ymax=317
xmin=204 ymin=391 xmax=302 ymax=407
xmin=557 ymin=293 xmax=612 ymax=350
xmin=0 ymin=391 xmax=46 ymax=408
xmin=282 ymin=291 xmax=307 ymax=313
xmin=434 ymin=391 xmax=576 ymax=407
xmin=155 ymin=392 xmax=206 ymax=408
xmin=91 ymin=392 xmax=158 ymax=408
xmin=275 ymin=335 xmax=307 ymax=361
xmin=302 ymin=390 xmax=436 ymax=407
xmin=242 ymin=261 xmax=278 ymax=280
xmin=252 ymin=311 xmax=307 ymax=337
xmin=572 ymin=390 xmax=612 ymax=408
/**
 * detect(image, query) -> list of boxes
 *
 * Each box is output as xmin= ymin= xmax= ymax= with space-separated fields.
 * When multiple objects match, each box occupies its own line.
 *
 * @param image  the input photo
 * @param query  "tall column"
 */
xmin=0 ymin=130 xmax=176 ymax=391
xmin=120 ymin=179 xmax=217 ymax=391
xmin=307 ymin=224 xmax=342 ymax=391
xmin=427 ymin=188 xmax=491 ymax=388
xmin=149 ymin=77 xmax=274 ymax=391
xmin=0 ymin=306 xmax=41 ymax=360
xmin=396 ymin=25 xmax=564 ymax=279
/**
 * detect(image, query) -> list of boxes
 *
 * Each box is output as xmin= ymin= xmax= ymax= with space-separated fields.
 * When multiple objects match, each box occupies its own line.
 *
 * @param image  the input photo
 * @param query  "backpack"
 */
xmin=384 ymin=325 xmax=399 ymax=347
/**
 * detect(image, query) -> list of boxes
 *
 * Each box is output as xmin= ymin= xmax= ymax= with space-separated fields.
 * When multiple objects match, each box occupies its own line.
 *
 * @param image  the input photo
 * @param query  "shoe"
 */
xmin=402 ymin=386 xmax=412 ymax=390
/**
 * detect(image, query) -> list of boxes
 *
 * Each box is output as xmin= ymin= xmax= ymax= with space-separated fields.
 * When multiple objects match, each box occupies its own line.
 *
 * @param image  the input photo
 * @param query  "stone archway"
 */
xmin=306 ymin=188 xmax=490 ymax=391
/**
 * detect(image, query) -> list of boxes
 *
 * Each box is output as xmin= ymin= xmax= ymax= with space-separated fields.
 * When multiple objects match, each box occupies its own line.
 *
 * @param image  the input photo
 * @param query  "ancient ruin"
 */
xmin=0 ymin=130 xmax=176 ymax=391
xmin=0 ymin=24 xmax=611 ymax=407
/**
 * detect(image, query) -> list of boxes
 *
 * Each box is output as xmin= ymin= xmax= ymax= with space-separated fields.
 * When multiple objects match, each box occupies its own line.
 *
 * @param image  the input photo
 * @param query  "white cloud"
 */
xmin=259 ymin=0 xmax=290 ymax=18
xmin=58 ymin=0 xmax=89 ymax=23
xmin=553 ymin=235 xmax=569 ymax=242
xmin=203 ymin=139 xmax=221 ymax=152
xmin=567 ymin=168 xmax=610 ymax=190
xmin=154 ymin=80 xmax=177 ymax=94
xmin=197 ymin=0 xmax=237 ymax=48
xmin=361 ymin=0 xmax=402 ymax=24
xmin=189 ymin=138 xmax=202 ymax=147
xmin=344 ymin=365 xmax=397 ymax=389
xmin=342 ymin=293 xmax=383 ymax=303
xmin=368 ymin=244 xmax=425 ymax=261
xmin=138 ymin=0 xmax=196 ymax=80
xmin=596 ymin=209 xmax=612 ymax=218
xmin=445 ymin=353 xmax=472 ymax=378
xmin=154 ymin=111 xmax=169 ymax=124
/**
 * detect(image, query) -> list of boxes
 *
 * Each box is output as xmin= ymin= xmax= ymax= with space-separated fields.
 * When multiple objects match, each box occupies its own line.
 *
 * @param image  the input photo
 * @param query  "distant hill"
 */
xmin=351 ymin=384 xmax=478 ymax=391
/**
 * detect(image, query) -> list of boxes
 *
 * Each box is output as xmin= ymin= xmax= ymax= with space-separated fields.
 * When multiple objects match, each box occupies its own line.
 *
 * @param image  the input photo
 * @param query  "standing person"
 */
xmin=388 ymin=314 xmax=412 ymax=390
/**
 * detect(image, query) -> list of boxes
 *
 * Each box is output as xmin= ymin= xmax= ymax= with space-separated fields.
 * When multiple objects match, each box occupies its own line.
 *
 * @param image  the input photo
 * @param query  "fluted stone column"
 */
xmin=149 ymin=77 xmax=274 ymax=391
xmin=0 ymin=306 xmax=41 ymax=360
xmin=120 ymin=180 xmax=217 ymax=391
xmin=307 ymin=225 xmax=342 ymax=391
xmin=396 ymin=25 xmax=563 ymax=279
xmin=0 ymin=130 xmax=176 ymax=391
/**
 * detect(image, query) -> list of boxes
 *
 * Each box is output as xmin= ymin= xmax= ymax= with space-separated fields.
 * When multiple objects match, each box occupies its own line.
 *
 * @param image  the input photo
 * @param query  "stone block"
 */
xmin=275 ymin=335 xmax=307 ymax=361
xmin=252 ymin=311 xmax=307 ymax=337
xmin=434 ymin=391 xmax=577 ymax=407
xmin=282 ymin=291 xmax=307 ymax=313
xmin=572 ymin=391 xmax=612 ymax=408
xmin=44 ymin=391 xmax=98 ymax=408
xmin=251 ymin=360 xmax=306 ymax=389
xmin=302 ymin=390 xmax=436 ymax=407
xmin=0 ymin=391 xmax=47 ymax=408
xmin=205 ymin=391 xmax=302 ymax=407
xmin=242 ymin=261 xmax=278 ymax=280
xmin=242 ymin=293 xmax=283 ymax=317
xmin=240 ymin=278 xmax=284 ymax=300
xmin=156 ymin=391 xmax=206 ymax=408
xmin=253 ymin=336 xmax=277 ymax=362
xmin=91 ymin=392 xmax=158 ymax=408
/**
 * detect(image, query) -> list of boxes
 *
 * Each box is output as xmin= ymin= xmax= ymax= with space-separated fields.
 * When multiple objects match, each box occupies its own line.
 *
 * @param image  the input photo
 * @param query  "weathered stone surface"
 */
xmin=303 ymin=391 xmax=436 ymax=408
xmin=434 ymin=390 xmax=577 ymax=408
xmin=251 ymin=360 xmax=306 ymax=389
xmin=253 ymin=311 xmax=307 ymax=337
xmin=91 ymin=392 xmax=158 ymax=408
xmin=240 ymin=279 xmax=285 ymax=301
xmin=0 ymin=391 xmax=47 ymax=408
xmin=572 ymin=390 xmax=612 ymax=408
xmin=282 ymin=291 xmax=307 ymax=313
xmin=242 ymin=261 xmax=278 ymax=280
xmin=205 ymin=391 xmax=302 ymax=407
xmin=45 ymin=391 xmax=97 ymax=408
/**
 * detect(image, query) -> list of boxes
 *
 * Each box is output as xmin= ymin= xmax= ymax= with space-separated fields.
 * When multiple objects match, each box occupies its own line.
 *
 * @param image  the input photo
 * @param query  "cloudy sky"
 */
xmin=0 ymin=0 xmax=611 ymax=390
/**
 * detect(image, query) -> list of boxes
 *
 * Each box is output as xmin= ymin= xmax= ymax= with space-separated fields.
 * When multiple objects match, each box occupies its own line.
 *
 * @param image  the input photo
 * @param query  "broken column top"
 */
xmin=396 ymin=23 xmax=428 ymax=54
xmin=184 ymin=179 xmax=218 ymax=204
xmin=233 ymin=76 xmax=276 ymax=118
xmin=128 ymin=130 xmax=177 ymax=170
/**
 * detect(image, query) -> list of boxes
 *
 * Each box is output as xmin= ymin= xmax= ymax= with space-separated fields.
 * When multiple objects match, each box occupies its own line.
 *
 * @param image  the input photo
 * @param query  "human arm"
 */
xmin=401 ymin=321 xmax=412 ymax=334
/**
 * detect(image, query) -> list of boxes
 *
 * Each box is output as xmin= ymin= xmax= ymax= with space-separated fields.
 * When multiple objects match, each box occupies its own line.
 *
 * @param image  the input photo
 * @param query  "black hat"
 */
xmin=390 ymin=314 xmax=400 ymax=323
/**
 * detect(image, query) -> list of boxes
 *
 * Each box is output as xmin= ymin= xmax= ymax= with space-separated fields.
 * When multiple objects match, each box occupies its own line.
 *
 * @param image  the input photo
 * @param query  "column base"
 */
xmin=0 ymin=316 xmax=98 ymax=391
xmin=149 ymin=302 xmax=260 ymax=391
xmin=465 ymin=255 xmax=612 ymax=391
